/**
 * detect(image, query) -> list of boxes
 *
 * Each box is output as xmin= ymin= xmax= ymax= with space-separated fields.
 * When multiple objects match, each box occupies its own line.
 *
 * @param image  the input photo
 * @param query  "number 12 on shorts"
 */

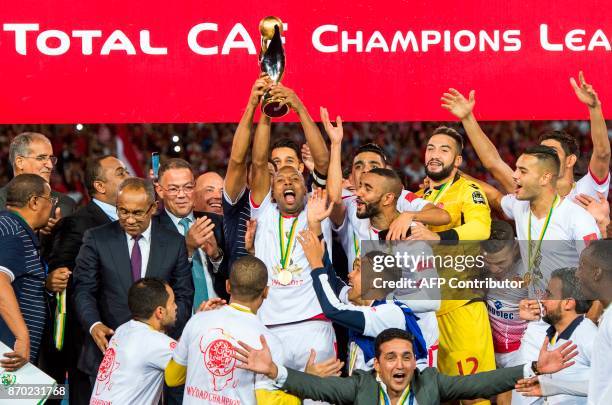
xmin=456 ymin=357 xmax=479 ymax=375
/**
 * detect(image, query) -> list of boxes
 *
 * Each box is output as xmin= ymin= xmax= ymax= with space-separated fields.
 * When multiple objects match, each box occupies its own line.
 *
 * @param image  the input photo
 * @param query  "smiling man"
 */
xmin=233 ymin=327 xmax=580 ymax=405
xmin=194 ymin=171 xmax=223 ymax=215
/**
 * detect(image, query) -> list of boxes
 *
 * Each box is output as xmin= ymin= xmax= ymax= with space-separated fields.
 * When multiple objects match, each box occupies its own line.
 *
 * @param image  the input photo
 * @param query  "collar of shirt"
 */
xmin=124 ymin=221 xmax=153 ymax=243
xmin=228 ymin=302 xmax=254 ymax=315
xmin=4 ymin=210 xmax=40 ymax=247
xmin=546 ymin=314 xmax=585 ymax=341
xmin=165 ymin=208 xmax=195 ymax=233
xmin=376 ymin=374 xmax=412 ymax=403
xmin=93 ymin=198 xmax=119 ymax=221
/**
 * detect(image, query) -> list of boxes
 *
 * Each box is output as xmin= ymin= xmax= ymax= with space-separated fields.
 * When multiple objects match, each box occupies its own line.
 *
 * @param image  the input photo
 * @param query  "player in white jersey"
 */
xmin=165 ymin=256 xmax=300 ymax=405
xmin=90 ymin=278 xmax=177 ymax=405
xmin=575 ymin=241 xmax=612 ymax=405
xmin=441 ymin=71 xmax=610 ymax=202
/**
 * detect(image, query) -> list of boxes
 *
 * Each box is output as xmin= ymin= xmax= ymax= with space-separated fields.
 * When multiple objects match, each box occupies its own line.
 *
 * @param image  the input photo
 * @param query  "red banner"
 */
xmin=0 ymin=0 xmax=611 ymax=123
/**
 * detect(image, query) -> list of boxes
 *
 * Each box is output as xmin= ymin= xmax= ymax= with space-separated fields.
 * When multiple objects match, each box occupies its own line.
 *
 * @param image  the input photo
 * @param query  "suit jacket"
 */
xmin=72 ymin=220 xmax=194 ymax=376
xmin=281 ymin=365 xmax=524 ymax=405
xmin=154 ymin=209 xmax=229 ymax=300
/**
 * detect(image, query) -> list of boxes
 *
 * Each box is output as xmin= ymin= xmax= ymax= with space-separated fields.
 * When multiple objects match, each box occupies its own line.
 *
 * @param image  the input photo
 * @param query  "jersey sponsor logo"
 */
xmin=170 ymin=341 xmax=177 ymax=350
xmin=201 ymin=331 xmax=238 ymax=391
xmin=486 ymin=302 xmax=515 ymax=320
xmin=472 ymin=191 xmax=486 ymax=204
xmin=404 ymin=192 xmax=418 ymax=202
xmin=494 ymin=300 xmax=503 ymax=310
xmin=95 ymin=346 xmax=120 ymax=396
xmin=583 ymin=233 xmax=598 ymax=244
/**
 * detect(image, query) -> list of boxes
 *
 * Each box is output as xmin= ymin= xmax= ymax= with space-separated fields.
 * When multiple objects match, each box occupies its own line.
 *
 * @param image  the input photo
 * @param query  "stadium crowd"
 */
xmin=0 ymin=71 xmax=611 ymax=405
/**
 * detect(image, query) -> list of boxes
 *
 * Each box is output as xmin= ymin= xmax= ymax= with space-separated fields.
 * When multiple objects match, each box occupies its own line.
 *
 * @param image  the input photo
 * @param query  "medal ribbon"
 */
xmin=378 ymin=384 xmax=414 ymax=405
xmin=428 ymin=177 xmax=455 ymax=205
xmin=278 ymin=214 xmax=299 ymax=269
xmin=527 ymin=195 xmax=559 ymax=272
xmin=348 ymin=341 xmax=358 ymax=376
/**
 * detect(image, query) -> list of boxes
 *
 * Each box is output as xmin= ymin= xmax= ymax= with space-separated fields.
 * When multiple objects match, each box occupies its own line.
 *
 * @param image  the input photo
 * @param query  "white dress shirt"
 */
xmin=92 ymin=198 xmax=119 ymax=221
xmin=164 ymin=209 xmax=219 ymax=299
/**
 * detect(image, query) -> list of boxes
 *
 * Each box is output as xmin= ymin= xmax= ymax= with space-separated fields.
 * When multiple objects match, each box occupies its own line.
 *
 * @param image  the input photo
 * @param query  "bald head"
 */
xmin=229 ymin=256 xmax=269 ymax=301
xmin=194 ymin=171 xmax=223 ymax=214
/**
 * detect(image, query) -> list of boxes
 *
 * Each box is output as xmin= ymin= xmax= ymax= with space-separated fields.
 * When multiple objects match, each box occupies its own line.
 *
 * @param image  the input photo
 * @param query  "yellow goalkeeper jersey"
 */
xmin=416 ymin=174 xmax=492 ymax=315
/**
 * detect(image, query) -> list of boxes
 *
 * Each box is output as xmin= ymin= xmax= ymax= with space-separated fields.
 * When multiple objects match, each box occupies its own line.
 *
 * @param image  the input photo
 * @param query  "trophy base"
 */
xmin=262 ymin=101 xmax=289 ymax=118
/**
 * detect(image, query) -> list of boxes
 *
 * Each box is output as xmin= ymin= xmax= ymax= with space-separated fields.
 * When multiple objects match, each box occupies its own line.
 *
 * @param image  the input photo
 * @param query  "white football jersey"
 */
xmin=172 ymin=304 xmax=284 ymax=405
xmin=90 ymin=320 xmax=175 ymax=405
xmin=589 ymin=305 xmax=612 ymax=405
xmin=500 ymin=194 xmax=600 ymax=298
xmin=568 ymin=170 xmax=610 ymax=199
xmin=250 ymin=191 xmax=333 ymax=325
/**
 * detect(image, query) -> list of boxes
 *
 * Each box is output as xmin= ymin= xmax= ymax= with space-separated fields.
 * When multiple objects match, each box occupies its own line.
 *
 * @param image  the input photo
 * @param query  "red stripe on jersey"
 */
xmin=583 ymin=233 xmax=599 ymax=244
xmin=588 ymin=166 xmax=610 ymax=186
xmin=249 ymin=193 xmax=260 ymax=209
xmin=404 ymin=191 xmax=418 ymax=202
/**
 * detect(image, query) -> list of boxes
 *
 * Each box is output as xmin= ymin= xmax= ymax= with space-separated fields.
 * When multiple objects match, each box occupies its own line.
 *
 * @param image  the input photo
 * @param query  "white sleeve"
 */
xmin=363 ymin=304 xmax=407 ymax=337
xmin=575 ymin=169 xmax=610 ymax=199
xmin=172 ymin=320 xmax=192 ymax=366
xmin=0 ymin=266 xmax=15 ymax=282
xmin=571 ymin=204 xmax=602 ymax=255
xmin=249 ymin=190 xmax=273 ymax=220
xmin=500 ymin=194 xmax=518 ymax=220
xmin=397 ymin=190 xmax=431 ymax=212
xmin=538 ymin=375 xmax=588 ymax=397
xmin=148 ymin=335 xmax=176 ymax=370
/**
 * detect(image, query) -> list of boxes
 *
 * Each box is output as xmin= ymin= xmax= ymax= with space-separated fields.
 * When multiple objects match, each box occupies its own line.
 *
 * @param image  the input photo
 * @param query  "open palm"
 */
xmin=441 ymin=88 xmax=475 ymax=120
xmin=570 ymin=71 xmax=600 ymax=108
xmin=233 ymin=335 xmax=276 ymax=377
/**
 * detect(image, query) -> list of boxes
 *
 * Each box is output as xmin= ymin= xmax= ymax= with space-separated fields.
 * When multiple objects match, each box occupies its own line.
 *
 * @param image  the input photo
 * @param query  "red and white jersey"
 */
xmin=90 ymin=320 xmax=175 ymax=405
xmin=568 ymin=169 xmax=610 ymax=200
xmin=172 ymin=304 xmax=285 ymax=405
xmin=501 ymin=195 xmax=600 ymax=298
xmin=250 ymin=191 xmax=333 ymax=325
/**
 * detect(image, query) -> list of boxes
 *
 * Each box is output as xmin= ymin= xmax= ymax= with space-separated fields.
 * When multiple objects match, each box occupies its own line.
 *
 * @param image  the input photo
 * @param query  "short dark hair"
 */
xmin=522 ymin=145 xmax=561 ymax=177
xmin=128 ymin=278 xmax=170 ymax=320
xmin=5 ymin=174 xmax=48 ymax=208
xmin=158 ymin=158 xmax=194 ymax=183
xmin=550 ymin=267 xmax=592 ymax=314
xmin=431 ymin=126 xmax=464 ymax=153
xmin=538 ymin=130 xmax=579 ymax=159
xmin=118 ymin=178 xmax=156 ymax=204
xmin=355 ymin=143 xmax=387 ymax=163
xmin=374 ymin=328 xmax=414 ymax=359
xmin=271 ymin=138 xmax=300 ymax=160
xmin=229 ymin=256 xmax=269 ymax=301
xmin=367 ymin=167 xmax=403 ymax=199
xmin=582 ymin=240 xmax=612 ymax=282
xmin=85 ymin=155 xmax=114 ymax=197
xmin=482 ymin=220 xmax=516 ymax=254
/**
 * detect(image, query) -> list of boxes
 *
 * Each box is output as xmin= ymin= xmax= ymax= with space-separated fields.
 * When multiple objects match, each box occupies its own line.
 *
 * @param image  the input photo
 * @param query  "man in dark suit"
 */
xmin=235 ymin=328 xmax=580 ymax=405
xmin=72 ymin=177 xmax=193 ymax=386
xmin=41 ymin=155 xmax=129 ymax=405
xmin=154 ymin=158 xmax=228 ymax=304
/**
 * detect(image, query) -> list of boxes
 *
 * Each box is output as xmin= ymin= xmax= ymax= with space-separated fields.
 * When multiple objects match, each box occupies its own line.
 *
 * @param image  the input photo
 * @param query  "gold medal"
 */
xmin=277 ymin=269 xmax=293 ymax=286
xmin=523 ymin=272 xmax=532 ymax=286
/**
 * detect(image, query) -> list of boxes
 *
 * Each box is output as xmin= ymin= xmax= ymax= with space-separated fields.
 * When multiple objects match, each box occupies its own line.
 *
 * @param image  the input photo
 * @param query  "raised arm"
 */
xmin=442 ymin=89 xmax=516 ymax=193
xmin=459 ymin=171 xmax=506 ymax=218
xmin=225 ymin=75 xmax=272 ymax=202
xmin=270 ymin=85 xmax=330 ymax=175
xmin=320 ymin=107 xmax=346 ymax=227
xmin=570 ymin=71 xmax=610 ymax=181
xmin=250 ymin=113 xmax=272 ymax=205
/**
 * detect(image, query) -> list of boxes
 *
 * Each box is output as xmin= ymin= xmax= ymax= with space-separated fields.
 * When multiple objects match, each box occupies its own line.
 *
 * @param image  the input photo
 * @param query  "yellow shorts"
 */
xmin=436 ymin=301 xmax=496 ymax=377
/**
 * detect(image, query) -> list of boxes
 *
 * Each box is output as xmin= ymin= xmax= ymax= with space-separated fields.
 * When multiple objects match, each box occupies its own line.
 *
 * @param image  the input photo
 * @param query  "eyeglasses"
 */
xmin=117 ymin=204 xmax=154 ymax=220
xmin=35 ymin=194 xmax=59 ymax=206
xmin=159 ymin=184 xmax=195 ymax=196
xmin=20 ymin=155 xmax=58 ymax=165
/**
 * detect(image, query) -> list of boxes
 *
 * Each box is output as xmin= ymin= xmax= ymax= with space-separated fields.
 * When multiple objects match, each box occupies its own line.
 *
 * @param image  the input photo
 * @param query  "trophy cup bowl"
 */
xmin=259 ymin=16 xmax=289 ymax=118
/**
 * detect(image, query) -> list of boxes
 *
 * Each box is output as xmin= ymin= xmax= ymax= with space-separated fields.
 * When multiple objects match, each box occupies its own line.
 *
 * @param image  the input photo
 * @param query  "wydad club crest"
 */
xmin=200 ymin=328 xmax=238 ymax=391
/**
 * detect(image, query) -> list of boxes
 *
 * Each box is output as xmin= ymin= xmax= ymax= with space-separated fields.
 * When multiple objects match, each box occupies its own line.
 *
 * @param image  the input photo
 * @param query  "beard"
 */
xmin=542 ymin=307 xmax=561 ymax=326
xmin=356 ymin=199 xmax=381 ymax=219
xmin=425 ymin=160 xmax=455 ymax=182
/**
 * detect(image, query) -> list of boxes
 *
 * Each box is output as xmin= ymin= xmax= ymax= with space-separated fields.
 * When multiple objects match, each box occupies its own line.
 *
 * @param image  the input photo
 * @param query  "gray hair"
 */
xmin=9 ymin=132 xmax=51 ymax=167
xmin=118 ymin=178 xmax=156 ymax=204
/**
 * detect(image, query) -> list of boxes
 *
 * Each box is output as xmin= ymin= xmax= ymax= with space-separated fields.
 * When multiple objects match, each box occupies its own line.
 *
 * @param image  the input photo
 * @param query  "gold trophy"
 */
xmin=259 ymin=16 xmax=289 ymax=118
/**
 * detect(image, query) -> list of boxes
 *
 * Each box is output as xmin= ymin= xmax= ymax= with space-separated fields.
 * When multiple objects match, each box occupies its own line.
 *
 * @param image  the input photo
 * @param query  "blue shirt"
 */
xmin=0 ymin=211 xmax=47 ymax=362
xmin=92 ymin=198 xmax=118 ymax=221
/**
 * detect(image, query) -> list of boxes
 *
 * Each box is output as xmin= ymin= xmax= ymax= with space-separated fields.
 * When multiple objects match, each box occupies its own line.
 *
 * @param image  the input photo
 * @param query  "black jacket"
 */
xmin=154 ymin=209 xmax=229 ymax=300
xmin=72 ymin=220 xmax=194 ymax=376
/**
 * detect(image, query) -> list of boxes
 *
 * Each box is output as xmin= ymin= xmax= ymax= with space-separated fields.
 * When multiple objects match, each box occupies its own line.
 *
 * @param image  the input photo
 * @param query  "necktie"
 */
xmin=130 ymin=235 xmax=143 ymax=282
xmin=179 ymin=218 xmax=209 ymax=312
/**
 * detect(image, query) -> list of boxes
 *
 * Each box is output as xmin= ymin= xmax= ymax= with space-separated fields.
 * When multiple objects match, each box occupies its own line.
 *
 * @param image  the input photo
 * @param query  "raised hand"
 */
xmin=519 ymin=299 xmax=542 ymax=321
xmin=297 ymin=229 xmax=326 ymax=269
xmin=245 ymin=219 xmax=258 ymax=255
xmin=233 ymin=335 xmax=278 ymax=379
xmin=186 ymin=217 xmax=215 ymax=256
xmin=307 ymin=188 xmax=333 ymax=225
xmin=574 ymin=192 xmax=610 ymax=227
xmin=249 ymin=73 xmax=273 ymax=108
xmin=536 ymin=338 xmax=578 ymax=374
xmin=301 ymin=144 xmax=315 ymax=173
xmin=197 ymin=298 xmax=227 ymax=312
xmin=305 ymin=349 xmax=344 ymax=377
xmin=441 ymin=88 xmax=475 ymax=120
xmin=570 ymin=71 xmax=600 ymax=109
xmin=320 ymin=106 xmax=343 ymax=145
xmin=268 ymin=84 xmax=304 ymax=113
